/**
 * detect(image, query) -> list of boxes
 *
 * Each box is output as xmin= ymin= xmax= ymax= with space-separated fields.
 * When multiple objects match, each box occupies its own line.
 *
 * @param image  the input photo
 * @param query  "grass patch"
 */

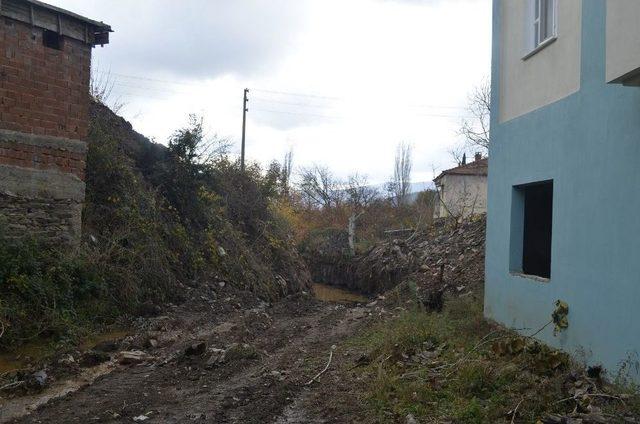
xmin=348 ymin=293 xmax=640 ymax=423
xmin=225 ymin=343 xmax=259 ymax=362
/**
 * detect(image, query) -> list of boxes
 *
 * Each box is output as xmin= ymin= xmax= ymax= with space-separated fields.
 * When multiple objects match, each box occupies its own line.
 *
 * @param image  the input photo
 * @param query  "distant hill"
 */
xmin=368 ymin=181 xmax=436 ymax=203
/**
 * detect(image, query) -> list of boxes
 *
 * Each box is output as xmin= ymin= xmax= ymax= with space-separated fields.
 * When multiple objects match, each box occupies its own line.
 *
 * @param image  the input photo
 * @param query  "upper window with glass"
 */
xmin=525 ymin=0 xmax=557 ymax=58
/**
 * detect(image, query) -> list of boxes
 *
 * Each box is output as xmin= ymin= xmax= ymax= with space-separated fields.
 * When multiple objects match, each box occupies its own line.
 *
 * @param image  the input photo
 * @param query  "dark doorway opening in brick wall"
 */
xmin=43 ymin=29 xmax=63 ymax=50
xmin=510 ymin=180 xmax=553 ymax=280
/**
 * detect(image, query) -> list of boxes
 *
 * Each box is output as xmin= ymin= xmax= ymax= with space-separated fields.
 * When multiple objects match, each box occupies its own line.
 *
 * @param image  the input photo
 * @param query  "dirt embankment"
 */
xmin=301 ymin=216 xmax=486 ymax=296
xmin=87 ymin=101 xmax=312 ymax=300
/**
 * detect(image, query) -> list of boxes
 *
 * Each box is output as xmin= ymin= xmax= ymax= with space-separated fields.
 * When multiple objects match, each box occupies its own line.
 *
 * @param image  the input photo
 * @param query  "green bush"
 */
xmin=0 ymin=105 xmax=310 ymax=351
xmin=0 ymin=236 xmax=111 ymax=348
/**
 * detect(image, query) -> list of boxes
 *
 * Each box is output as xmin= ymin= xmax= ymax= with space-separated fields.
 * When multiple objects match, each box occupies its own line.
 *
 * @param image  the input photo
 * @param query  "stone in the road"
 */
xmin=118 ymin=350 xmax=151 ymax=365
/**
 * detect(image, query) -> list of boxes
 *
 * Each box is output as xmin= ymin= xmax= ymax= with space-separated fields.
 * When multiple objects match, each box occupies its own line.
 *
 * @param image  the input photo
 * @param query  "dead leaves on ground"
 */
xmin=492 ymin=336 xmax=569 ymax=374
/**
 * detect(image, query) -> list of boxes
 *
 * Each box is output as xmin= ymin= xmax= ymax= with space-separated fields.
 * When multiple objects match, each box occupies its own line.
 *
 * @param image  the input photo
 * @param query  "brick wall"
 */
xmin=0 ymin=17 xmax=91 ymax=140
xmin=0 ymin=138 xmax=86 ymax=179
xmin=0 ymin=15 xmax=93 ymax=245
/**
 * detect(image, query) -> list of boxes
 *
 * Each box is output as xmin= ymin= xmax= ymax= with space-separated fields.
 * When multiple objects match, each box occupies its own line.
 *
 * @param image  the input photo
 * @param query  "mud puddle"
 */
xmin=0 ymin=329 xmax=129 ymax=423
xmin=79 ymin=329 xmax=129 ymax=351
xmin=0 ymin=329 xmax=128 ymax=375
xmin=312 ymin=283 xmax=367 ymax=303
xmin=0 ymin=344 xmax=54 ymax=376
xmin=0 ymin=360 xmax=117 ymax=423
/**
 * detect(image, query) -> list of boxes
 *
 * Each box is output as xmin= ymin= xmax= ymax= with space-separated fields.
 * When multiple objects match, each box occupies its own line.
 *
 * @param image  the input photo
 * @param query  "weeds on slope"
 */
xmin=0 ymin=237 xmax=119 ymax=350
xmin=349 ymin=291 xmax=640 ymax=423
xmin=0 ymin=108 xmax=310 ymax=353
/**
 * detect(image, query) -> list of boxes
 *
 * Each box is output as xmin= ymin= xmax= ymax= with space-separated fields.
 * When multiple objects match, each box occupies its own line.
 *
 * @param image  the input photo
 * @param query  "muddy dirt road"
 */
xmin=2 ymin=283 xmax=377 ymax=423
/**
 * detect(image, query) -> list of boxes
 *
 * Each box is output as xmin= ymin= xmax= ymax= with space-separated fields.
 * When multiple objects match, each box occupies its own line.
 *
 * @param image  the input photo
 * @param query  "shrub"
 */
xmin=0 ymin=236 xmax=112 ymax=348
xmin=0 ymin=104 xmax=310 ymax=351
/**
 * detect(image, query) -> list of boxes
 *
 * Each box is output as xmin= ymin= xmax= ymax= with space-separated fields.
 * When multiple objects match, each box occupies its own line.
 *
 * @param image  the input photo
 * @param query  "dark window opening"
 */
xmin=521 ymin=181 xmax=553 ymax=278
xmin=43 ymin=30 xmax=63 ymax=50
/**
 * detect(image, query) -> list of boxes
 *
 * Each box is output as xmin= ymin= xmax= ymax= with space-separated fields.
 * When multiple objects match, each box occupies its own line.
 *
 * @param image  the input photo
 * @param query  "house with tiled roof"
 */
xmin=433 ymin=153 xmax=488 ymax=219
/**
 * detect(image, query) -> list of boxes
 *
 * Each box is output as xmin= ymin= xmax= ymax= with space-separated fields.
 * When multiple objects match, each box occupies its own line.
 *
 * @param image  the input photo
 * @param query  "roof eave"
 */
xmin=22 ymin=0 xmax=112 ymax=31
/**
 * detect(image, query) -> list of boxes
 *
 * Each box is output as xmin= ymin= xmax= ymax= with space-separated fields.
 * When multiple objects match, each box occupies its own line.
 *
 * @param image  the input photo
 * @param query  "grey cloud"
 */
xmin=249 ymin=108 xmax=338 ymax=131
xmin=59 ymin=0 xmax=311 ymax=80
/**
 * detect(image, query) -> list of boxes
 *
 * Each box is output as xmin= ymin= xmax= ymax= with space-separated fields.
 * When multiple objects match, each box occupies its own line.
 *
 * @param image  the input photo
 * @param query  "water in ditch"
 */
xmin=311 ymin=283 xmax=368 ymax=303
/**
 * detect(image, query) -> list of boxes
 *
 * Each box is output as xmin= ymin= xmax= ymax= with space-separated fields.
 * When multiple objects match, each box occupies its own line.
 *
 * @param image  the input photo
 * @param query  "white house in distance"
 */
xmin=433 ymin=153 xmax=488 ymax=219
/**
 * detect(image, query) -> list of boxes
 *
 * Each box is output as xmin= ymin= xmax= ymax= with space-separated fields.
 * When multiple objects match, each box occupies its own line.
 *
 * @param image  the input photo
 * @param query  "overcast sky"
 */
xmin=55 ymin=0 xmax=492 ymax=185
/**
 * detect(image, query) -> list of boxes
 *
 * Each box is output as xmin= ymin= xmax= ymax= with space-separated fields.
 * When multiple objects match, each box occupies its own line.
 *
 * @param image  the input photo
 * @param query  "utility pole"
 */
xmin=241 ymin=88 xmax=249 ymax=172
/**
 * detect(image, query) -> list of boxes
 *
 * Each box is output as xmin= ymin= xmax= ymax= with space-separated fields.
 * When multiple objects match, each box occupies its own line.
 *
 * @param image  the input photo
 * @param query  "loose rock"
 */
xmin=118 ymin=350 xmax=151 ymax=365
xmin=185 ymin=342 xmax=207 ymax=356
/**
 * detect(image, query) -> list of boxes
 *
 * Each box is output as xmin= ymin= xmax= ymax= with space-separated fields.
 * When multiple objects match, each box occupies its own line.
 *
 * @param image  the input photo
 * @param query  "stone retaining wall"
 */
xmin=0 ymin=130 xmax=86 ymax=244
xmin=0 ymin=192 xmax=82 ymax=243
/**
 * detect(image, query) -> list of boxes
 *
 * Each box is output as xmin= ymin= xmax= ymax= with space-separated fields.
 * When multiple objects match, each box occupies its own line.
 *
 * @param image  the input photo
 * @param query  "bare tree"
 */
xmin=387 ymin=141 xmax=413 ymax=207
xmin=448 ymin=147 xmax=467 ymax=166
xmin=345 ymin=173 xmax=379 ymax=209
xmin=280 ymin=149 xmax=293 ymax=198
xmin=198 ymin=134 xmax=232 ymax=164
xmin=298 ymin=165 xmax=342 ymax=209
xmin=90 ymin=66 xmax=125 ymax=114
xmin=459 ymin=79 xmax=491 ymax=152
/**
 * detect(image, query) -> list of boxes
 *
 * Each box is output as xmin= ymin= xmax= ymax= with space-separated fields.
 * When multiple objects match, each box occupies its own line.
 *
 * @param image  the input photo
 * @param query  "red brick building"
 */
xmin=0 ymin=0 xmax=111 ymax=243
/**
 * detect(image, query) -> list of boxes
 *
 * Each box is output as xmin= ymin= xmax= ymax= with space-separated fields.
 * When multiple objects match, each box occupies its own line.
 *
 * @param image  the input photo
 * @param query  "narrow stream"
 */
xmin=312 ymin=283 xmax=368 ymax=303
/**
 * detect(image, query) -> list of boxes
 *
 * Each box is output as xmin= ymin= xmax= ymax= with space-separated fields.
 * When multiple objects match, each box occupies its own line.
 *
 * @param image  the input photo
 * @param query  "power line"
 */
xmin=251 ymin=88 xmax=340 ymax=101
xmin=252 ymin=97 xmax=333 ymax=109
xmin=251 ymin=108 xmax=470 ymax=120
xmin=109 ymin=87 xmax=472 ymax=119
xmin=109 ymin=81 xmax=190 ymax=96
xmin=97 ymin=71 xmax=475 ymax=121
xmin=252 ymin=97 xmax=470 ymax=118
xmin=411 ymin=104 xmax=467 ymax=110
xmin=96 ymin=70 xmax=203 ymax=87
xmin=98 ymin=71 xmax=470 ymax=112
xmin=251 ymin=108 xmax=343 ymax=120
xmin=414 ymin=112 xmax=470 ymax=119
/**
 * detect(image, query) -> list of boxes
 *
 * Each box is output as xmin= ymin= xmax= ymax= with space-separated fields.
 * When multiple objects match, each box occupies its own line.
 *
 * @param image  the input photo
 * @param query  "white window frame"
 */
xmin=523 ymin=0 xmax=558 ymax=60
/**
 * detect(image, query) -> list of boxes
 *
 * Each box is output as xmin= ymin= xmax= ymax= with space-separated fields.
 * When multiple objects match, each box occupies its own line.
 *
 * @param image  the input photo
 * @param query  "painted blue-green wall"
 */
xmin=486 ymin=0 xmax=640 ymax=381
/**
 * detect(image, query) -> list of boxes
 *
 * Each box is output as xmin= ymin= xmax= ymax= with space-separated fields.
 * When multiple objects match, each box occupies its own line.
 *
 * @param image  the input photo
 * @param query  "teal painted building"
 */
xmin=486 ymin=0 xmax=640 ymax=382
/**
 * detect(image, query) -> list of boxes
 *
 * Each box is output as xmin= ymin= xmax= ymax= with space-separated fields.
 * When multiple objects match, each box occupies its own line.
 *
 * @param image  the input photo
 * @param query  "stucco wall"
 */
xmin=606 ymin=0 xmax=640 ymax=83
xmin=487 ymin=0 xmax=640 ymax=383
xmin=435 ymin=174 xmax=487 ymax=219
xmin=499 ymin=0 xmax=582 ymax=123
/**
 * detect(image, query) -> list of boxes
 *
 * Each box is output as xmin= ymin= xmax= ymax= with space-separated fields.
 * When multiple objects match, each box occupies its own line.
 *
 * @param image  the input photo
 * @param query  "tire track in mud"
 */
xmin=6 ymin=292 xmax=371 ymax=424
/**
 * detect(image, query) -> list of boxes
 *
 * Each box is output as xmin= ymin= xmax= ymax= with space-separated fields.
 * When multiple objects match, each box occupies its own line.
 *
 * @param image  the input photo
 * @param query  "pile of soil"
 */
xmin=303 ymin=216 xmax=486 ymax=296
xmin=359 ymin=216 xmax=486 ymax=295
